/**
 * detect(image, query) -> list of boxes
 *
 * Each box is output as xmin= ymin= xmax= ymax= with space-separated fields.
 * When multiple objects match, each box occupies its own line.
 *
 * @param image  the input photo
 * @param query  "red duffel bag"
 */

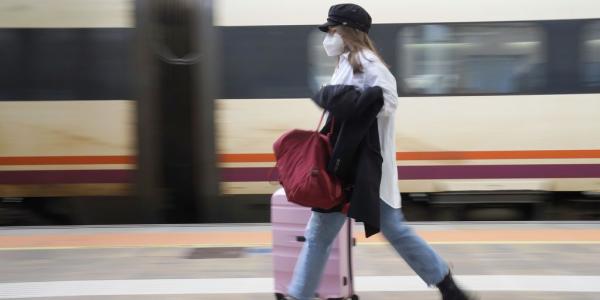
xmin=272 ymin=111 xmax=344 ymax=209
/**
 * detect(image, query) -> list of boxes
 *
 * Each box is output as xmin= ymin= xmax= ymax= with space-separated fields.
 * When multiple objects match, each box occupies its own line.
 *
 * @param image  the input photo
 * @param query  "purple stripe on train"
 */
xmin=1 ymin=164 xmax=599 ymax=184
xmin=0 ymin=170 xmax=132 ymax=184
xmin=220 ymin=164 xmax=600 ymax=182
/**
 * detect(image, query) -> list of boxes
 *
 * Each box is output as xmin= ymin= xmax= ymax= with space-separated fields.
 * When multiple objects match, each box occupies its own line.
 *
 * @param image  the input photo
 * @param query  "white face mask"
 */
xmin=322 ymin=33 xmax=345 ymax=56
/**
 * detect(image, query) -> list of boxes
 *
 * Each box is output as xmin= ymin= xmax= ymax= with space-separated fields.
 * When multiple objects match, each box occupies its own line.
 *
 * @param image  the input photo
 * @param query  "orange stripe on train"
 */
xmin=395 ymin=150 xmax=600 ymax=160
xmin=220 ymin=150 xmax=600 ymax=162
xmin=1 ymin=150 xmax=600 ymax=165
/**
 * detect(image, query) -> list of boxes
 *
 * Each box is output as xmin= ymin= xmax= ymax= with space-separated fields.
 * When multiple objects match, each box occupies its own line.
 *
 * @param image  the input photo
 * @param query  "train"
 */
xmin=1 ymin=0 xmax=599 ymax=224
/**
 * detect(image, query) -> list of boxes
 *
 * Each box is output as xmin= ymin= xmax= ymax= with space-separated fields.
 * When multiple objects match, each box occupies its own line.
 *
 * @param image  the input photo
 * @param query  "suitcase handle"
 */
xmin=296 ymin=236 xmax=306 ymax=242
xmin=347 ymin=217 xmax=355 ymax=295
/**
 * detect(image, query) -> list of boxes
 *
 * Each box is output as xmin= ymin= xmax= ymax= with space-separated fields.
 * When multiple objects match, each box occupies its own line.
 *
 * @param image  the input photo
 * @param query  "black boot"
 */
xmin=436 ymin=272 xmax=476 ymax=300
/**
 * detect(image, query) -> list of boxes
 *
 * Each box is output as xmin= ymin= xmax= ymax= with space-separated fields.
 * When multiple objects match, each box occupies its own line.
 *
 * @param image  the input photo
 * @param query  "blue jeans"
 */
xmin=287 ymin=200 xmax=449 ymax=300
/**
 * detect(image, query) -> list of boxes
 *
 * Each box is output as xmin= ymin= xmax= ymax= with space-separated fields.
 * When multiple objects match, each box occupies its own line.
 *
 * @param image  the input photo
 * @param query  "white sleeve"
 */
xmin=366 ymin=61 xmax=398 ymax=117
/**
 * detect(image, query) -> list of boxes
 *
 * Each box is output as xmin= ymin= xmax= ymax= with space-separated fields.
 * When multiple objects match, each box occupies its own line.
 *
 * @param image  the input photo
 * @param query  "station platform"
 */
xmin=1 ymin=222 xmax=599 ymax=299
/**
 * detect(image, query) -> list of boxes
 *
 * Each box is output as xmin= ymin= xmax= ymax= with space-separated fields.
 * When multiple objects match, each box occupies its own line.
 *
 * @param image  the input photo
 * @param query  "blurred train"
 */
xmin=1 ymin=0 xmax=599 ymax=224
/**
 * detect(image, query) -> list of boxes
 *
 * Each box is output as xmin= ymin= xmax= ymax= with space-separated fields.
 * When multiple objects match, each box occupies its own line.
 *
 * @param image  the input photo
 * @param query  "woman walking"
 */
xmin=285 ymin=4 xmax=475 ymax=300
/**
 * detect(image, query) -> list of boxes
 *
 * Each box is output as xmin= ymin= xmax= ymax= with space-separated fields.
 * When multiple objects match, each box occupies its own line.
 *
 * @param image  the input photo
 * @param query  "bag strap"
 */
xmin=316 ymin=111 xmax=335 ymax=135
xmin=316 ymin=111 xmax=326 ymax=132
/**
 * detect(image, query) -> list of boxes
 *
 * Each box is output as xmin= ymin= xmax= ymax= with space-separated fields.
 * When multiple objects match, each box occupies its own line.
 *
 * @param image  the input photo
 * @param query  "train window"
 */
xmin=582 ymin=21 xmax=600 ymax=89
xmin=308 ymin=30 xmax=337 ymax=92
xmin=399 ymin=23 xmax=545 ymax=95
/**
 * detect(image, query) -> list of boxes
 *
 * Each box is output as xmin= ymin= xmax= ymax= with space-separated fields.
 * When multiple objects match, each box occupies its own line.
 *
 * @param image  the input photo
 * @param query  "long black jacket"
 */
xmin=311 ymin=85 xmax=384 ymax=237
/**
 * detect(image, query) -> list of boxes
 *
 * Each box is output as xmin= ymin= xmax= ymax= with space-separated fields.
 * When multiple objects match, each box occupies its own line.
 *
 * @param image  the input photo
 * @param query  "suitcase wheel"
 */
xmin=351 ymin=295 xmax=359 ymax=300
xmin=274 ymin=292 xmax=285 ymax=300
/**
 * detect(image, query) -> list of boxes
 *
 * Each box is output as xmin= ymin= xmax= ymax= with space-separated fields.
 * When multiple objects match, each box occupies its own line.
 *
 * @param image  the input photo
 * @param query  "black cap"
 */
xmin=318 ymin=3 xmax=372 ymax=33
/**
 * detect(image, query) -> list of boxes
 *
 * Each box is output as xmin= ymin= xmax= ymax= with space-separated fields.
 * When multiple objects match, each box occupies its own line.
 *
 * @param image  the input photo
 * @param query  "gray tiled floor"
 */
xmin=1 ymin=244 xmax=599 ymax=283
xmin=1 ymin=223 xmax=599 ymax=299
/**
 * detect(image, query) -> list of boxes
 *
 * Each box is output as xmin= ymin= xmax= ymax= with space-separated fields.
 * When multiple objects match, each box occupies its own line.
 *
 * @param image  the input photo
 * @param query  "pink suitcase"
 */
xmin=272 ymin=188 xmax=358 ymax=300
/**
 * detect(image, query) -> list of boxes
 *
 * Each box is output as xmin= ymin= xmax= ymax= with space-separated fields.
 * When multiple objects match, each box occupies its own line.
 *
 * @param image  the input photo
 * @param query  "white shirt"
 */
xmin=329 ymin=50 xmax=401 ymax=208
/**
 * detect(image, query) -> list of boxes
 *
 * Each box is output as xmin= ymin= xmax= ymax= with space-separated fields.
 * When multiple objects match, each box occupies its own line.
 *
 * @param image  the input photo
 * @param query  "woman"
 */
xmin=285 ymin=4 xmax=475 ymax=300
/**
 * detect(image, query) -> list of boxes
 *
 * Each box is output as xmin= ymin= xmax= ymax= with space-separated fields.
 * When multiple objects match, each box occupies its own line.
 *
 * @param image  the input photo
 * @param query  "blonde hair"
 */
xmin=334 ymin=26 xmax=388 ymax=73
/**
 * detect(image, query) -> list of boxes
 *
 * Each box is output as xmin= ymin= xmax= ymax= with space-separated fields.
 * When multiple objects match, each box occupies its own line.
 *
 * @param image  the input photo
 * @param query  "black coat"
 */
xmin=311 ymin=85 xmax=384 ymax=237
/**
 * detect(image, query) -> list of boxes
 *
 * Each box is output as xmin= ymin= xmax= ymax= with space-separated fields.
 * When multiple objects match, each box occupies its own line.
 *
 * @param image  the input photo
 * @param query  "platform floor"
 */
xmin=1 ymin=222 xmax=599 ymax=299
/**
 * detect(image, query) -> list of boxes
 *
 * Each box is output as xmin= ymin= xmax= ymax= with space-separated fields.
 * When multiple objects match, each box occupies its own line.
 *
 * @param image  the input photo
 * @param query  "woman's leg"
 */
xmin=287 ymin=210 xmax=347 ymax=300
xmin=379 ymin=200 xmax=449 ymax=285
